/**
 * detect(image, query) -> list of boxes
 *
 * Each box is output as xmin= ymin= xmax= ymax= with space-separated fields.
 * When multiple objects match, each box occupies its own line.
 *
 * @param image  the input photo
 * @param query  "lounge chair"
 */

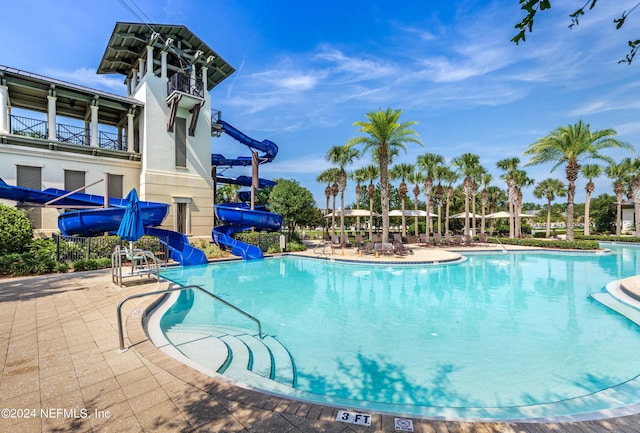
xmin=374 ymin=242 xmax=394 ymax=255
xmin=433 ymin=233 xmax=443 ymax=246
xmin=477 ymin=233 xmax=490 ymax=246
xmin=419 ymin=233 xmax=430 ymax=246
xmin=393 ymin=233 xmax=403 ymax=244
xmin=461 ymin=234 xmax=474 ymax=246
xmin=444 ymin=233 xmax=458 ymax=246
xmin=360 ymin=242 xmax=375 ymax=255
xmin=392 ymin=241 xmax=414 ymax=256
xmin=355 ymin=233 xmax=364 ymax=249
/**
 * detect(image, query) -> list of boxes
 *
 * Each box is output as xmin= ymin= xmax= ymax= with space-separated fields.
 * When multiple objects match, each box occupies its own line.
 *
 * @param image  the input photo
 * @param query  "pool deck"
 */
xmin=3 ymin=244 xmax=640 ymax=432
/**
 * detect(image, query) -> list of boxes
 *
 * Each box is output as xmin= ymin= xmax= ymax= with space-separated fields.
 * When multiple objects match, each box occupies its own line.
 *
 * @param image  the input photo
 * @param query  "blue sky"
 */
xmin=2 ymin=0 xmax=639 ymax=207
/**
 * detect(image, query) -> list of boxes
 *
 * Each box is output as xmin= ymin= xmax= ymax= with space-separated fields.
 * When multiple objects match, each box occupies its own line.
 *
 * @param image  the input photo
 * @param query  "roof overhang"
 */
xmin=97 ymin=22 xmax=235 ymax=91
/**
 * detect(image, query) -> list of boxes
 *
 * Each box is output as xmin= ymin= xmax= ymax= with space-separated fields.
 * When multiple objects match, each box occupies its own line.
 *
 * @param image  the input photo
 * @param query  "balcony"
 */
xmin=167 ymin=73 xmax=204 ymax=99
xmin=5 ymin=114 xmax=139 ymax=158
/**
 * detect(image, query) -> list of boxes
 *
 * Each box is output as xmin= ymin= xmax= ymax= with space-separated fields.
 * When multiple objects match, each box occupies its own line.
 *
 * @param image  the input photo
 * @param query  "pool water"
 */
xmin=158 ymin=244 xmax=640 ymax=419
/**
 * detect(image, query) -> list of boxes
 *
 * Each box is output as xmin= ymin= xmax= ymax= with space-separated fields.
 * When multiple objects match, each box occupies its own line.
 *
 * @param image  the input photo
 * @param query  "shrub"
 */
xmin=193 ymin=239 xmax=229 ymax=258
xmin=72 ymin=258 xmax=111 ymax=272
xmin=493 ymin=237 xmax=599 ymax=250
xmin=0 ymin=204 xmax=33 ymax=255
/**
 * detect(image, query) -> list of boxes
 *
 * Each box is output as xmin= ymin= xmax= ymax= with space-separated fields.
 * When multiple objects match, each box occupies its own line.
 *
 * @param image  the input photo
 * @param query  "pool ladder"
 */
xmin=493 ymin=237 xmax=508 ymax=254
xmin=116 ymin=284 xmax=264 ymax=352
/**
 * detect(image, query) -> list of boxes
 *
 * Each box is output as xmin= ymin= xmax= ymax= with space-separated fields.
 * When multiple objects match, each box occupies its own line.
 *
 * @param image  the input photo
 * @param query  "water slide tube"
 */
xmin=0 ymin=178 xmax=206 ymax=266
xmin=210 ymin=120 xmax=282 ymax=259
xmin=213 ymin=202 xmax=283 ymax=260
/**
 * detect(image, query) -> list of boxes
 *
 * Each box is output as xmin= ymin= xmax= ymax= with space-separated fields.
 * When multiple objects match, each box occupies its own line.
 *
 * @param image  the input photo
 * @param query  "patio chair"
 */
xmin=374 ymin=242 xmax=394 ymax=256
xmin=392 ymin=241 xmax=414 ymax=256
xmin=477 ymin=233 xmax=489 ymax=246
xmin=361 ymin=242 xmax=375 ymax=255
xmin=444 ymin=232 xmax=459 ymax=246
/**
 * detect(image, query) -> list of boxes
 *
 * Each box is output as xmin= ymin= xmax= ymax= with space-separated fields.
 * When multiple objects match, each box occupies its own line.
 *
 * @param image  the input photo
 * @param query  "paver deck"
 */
xmin=2 ymin=243 xmax=640 ymax=432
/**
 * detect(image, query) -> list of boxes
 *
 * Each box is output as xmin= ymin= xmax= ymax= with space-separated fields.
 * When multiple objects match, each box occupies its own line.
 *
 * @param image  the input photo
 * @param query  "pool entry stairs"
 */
xmin=163 ymin=324 xmax=296 ymax=387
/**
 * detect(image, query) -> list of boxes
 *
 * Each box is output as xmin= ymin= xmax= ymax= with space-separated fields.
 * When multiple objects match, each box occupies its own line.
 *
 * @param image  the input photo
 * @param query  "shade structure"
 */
xmin=325 ymin=209 xmax=379 ymax=218
xmin=389 ymin=209 xmax=437 ymax=217
xmin=117 ymin=188 xmax=145 ymax=243
xmin=486 ymin=211 xmax=511 ymax=219
xmin=451 ymin=212 xmax=482 ymax=219
xmin=487 ymin=211 xmax=534 ymax=219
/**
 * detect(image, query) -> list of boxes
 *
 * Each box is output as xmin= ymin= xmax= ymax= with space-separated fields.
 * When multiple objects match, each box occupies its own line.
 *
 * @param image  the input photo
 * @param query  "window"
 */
xmin=16 ymin=165 xmax=42 ymax=228
xmin=108 ymin=174 xmax=123 ymax=199
xmin=175 ymin=117 xmax=187 ymax=167
xmin=64 ymin=170 xmax=85 ymax=192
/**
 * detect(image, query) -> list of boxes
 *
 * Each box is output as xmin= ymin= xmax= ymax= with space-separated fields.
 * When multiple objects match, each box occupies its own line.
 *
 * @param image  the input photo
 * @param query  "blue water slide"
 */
xmin=0 ymin=178 xmax=206 ymax=266
xmin=213 ymin=203 xmax=283 ymax=260
xmin=144 ymin=227 xmax=208 ymax=266
xmin=218 ymin=120 xmax=278 ymax=162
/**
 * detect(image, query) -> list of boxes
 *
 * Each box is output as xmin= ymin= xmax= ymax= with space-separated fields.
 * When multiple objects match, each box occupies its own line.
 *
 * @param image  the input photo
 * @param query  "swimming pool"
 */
xmin=156 ymin=244 xmax=640 ymax=420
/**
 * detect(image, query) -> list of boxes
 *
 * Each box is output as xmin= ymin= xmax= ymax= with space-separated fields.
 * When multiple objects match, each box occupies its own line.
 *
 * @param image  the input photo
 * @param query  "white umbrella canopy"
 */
xmin=487 ymin=211 xmax=534 ymax=219
xmin=451 ymin=212 xmax=482 ymax=219
xmin=325 ymin=209 xmax=380 ymax=217
xmin=389 ymin=209 xmax=437 ymax=217
xmin=486 ymin=211 xmax=511 ymax=219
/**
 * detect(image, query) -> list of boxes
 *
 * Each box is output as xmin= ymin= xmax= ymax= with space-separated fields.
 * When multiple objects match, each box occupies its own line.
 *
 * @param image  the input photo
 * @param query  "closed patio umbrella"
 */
xmin=117 ymin=188 xmax=145 ymax=253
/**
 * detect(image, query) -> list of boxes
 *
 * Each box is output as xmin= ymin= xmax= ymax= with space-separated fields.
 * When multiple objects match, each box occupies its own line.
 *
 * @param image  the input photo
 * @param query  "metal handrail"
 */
xmin=493 ymin=237 xmax=508 ymax=253
xmin=117 ymin=284 xmax=263 ymax=351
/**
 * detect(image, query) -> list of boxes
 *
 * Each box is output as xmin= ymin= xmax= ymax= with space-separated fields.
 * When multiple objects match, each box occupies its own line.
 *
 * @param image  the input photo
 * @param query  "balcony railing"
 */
xmin=167 ymin=73 xmax=204 ymax=98
xmin=9 ymin=114 xmax=128 ymax=151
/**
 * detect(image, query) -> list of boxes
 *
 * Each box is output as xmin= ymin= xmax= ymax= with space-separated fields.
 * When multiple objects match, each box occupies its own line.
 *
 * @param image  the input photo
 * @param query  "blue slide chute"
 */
xmin=0 ymin=178 xmax=206 ymax=266
xmin=210 ymin=120 xmax=282 ymax=260
xmin=213 ymin=203 xmax=283 ymax=260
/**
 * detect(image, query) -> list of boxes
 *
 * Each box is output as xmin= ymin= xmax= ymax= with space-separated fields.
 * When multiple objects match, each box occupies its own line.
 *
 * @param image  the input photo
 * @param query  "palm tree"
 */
xmin=606 ymin=162 xmax=627 ymax=236
xmin=326 ymin=145 xmax=360 ymax=246
xmin=621 ymin=157 xmax=640 ymax=236
xmin=496 ymin=157 xmax=521 ymax=239
xmin=408 ymin=170 xmax=425 ymax=236
xmin=346 ymin=109 xmax=422 ymax=243
xmin=479 ymin=173 xmax=493 ymax=235
xmin=468 ymin=164 xmax=486 ymax=236
xmin=533 ymin=178 xmax=566 ymax=238
xmin=390 ymin=163 xmax=414 ymax=237
xmin=524 ymin=120 xmax=632 ymax=241
xmin=513 ymin=169 xmax=534 ymax=238
xmin=317 ymin=168 xmax=339 ymax=239
xmin=362 ymin=164 xmax=380 ymax=241
xmin=452 ymin=153 xmax=481 ymax=236
xmin=581 ymin=164 xmax=602 ymax=236
xmin=416 ymin=153 xmax=445 ymax=236
xmin=439 ymin=166 xmax=459 ymax=235
xmin=350 ymin=167 xmax=368 ymax=232
xmin=486 ymin=186 xmax=506 ymax=234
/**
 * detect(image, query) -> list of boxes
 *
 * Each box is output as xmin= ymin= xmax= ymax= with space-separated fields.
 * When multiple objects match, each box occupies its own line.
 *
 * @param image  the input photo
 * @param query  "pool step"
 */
xmin=164 ymin=324 xmax=296 ymax=387
xmin=591 ymin=292 xmax=640 ymax=326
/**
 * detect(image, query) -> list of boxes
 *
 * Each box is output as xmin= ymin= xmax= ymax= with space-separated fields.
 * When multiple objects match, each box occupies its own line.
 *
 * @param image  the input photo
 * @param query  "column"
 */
xmin=47 ymin=94 xmax=57 ymax=140
xmin=138 ymin=58 xmax=145 ymax=79
xmin=0 ymin=84 xmax=8 ymax=134
xmin=146 ymin=45 xmax=154 ymax=77
xmin=127 ymin=110 xmax=135 ymax=152
xmin=160 ymin=50 xmax=167 ymax=79
xmin=131 ymin=68 xmax=138 ymax=89
xmin=201 ymin=65 xmax=208 ymax=93
xmin=90 ymin=103 xmax=99 ymax=147
xmin=125 ymin=77 xmax=132 ymax=96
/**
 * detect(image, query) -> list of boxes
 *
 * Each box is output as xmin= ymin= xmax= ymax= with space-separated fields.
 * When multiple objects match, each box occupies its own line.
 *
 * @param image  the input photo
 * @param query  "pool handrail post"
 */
xmin=116 ymin=284 xmax=264 ymax=352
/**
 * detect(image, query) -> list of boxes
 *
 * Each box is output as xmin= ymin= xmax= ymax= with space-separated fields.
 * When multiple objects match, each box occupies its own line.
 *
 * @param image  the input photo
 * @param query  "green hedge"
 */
xmin=492 ymin=237 xmax=599 ymax=250
xmin=576 ymin=235 xmax=640 ymax=243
